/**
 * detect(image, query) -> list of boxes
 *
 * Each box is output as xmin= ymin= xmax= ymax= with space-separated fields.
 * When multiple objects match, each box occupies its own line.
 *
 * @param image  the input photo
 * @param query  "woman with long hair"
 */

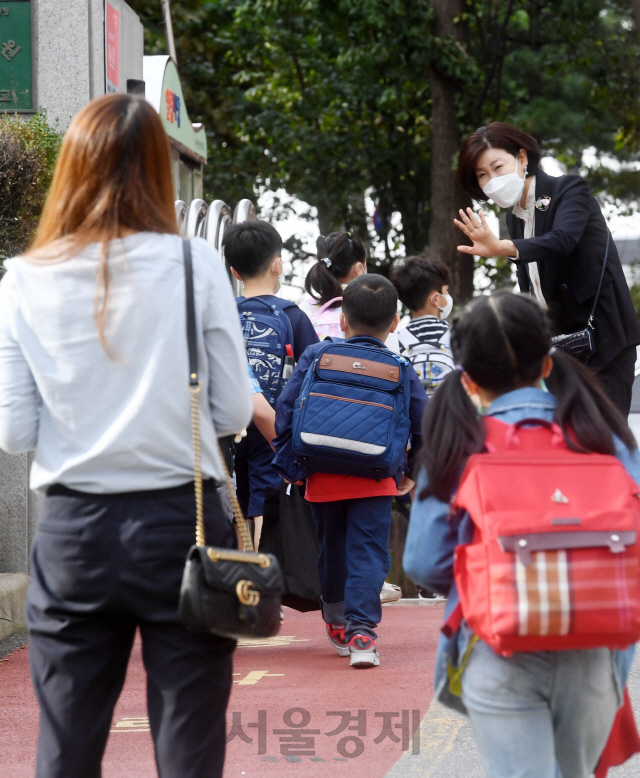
xmin=403 ymin=292 xmax=639 ymax=778
xmin=0 ymin=94 xmax=252 ymax=778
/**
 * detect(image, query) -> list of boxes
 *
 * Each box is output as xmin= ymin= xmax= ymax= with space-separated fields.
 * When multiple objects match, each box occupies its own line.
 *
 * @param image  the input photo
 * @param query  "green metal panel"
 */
xmin=0 ymin=1 xmax=33 ymax=112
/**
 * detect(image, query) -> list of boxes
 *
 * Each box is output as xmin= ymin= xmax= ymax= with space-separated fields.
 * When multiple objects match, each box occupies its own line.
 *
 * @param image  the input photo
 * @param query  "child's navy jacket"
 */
xmin=272 ymin=335 xmax=428 ymax=485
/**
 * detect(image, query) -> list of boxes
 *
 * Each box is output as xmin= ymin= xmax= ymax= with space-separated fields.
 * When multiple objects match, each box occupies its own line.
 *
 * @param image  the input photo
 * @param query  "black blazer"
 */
xmin=506 ymin=168 xmax=640 ymax=371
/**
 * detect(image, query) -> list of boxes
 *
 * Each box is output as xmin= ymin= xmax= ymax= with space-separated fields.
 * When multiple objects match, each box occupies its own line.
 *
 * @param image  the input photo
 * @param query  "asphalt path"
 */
xmin=1 ymin=604 xmax=639 ymax=777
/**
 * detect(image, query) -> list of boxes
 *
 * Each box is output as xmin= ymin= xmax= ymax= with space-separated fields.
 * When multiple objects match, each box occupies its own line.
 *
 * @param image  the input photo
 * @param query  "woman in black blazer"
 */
xmin=454 ymin=122 xmax=640 ymax=416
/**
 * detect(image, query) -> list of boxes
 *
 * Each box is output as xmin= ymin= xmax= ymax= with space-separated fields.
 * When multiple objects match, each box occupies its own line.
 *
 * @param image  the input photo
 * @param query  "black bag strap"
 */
xmin=588 ymin=230 xmax=610 ymax=330
xmin=183 ymin=240 xmax=199 ymax=388
xmin=182 ymin=239 xmax=256 ymax=552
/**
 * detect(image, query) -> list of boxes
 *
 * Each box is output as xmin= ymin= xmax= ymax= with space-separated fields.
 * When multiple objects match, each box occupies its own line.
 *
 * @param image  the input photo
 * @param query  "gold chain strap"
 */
xmin=190 ymin=382 xmax=255 ymax=553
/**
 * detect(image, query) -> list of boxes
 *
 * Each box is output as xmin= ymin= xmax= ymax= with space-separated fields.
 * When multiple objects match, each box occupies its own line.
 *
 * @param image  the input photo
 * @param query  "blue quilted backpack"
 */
xmin=237 ymin=297 xmax=295 ymax=407
xmin=292 ymin=340 xmax=412 ymax=480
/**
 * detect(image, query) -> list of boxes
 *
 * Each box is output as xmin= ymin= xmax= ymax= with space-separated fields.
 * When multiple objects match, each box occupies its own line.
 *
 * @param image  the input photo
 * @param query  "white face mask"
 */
xmin=481 ymin=157 xmax=526 ymax=209
xmin=434 ymin=293 xmax=453 ymax=319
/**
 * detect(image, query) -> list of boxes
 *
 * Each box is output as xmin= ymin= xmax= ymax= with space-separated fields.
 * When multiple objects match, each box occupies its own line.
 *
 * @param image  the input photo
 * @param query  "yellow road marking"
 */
xmin=234 ymin=670 xmax=285 ymax=685
xmin=110 ymin=717 xmax=150 ymax=733
xmin=236 ymin=635 xmax=311 ymax=648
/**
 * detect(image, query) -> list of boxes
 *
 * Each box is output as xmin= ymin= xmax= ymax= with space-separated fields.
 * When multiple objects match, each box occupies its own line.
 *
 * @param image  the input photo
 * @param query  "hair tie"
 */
xmin=322 ymin=257 xmax=332 ymax=268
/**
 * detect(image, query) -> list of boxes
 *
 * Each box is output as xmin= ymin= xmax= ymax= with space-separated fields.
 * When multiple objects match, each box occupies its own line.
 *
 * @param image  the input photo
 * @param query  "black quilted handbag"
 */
xmin=551 ymin=232 xmax=610 ymax=359
xmin=178 ymin=240 xmax=285 ymax=640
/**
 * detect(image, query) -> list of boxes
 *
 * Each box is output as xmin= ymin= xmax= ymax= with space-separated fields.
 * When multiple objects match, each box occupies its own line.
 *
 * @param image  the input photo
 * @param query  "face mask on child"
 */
xmin=481 ymin=157 xmax=527 ymax=209
xmin=433 ymin=292 xmax=454 ymax=319
xmin=272 ymin=257 xmax=283 ymax=294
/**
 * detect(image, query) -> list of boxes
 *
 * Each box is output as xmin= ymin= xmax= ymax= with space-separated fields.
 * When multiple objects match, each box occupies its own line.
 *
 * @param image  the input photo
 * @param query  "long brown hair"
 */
xmin=29 ymin=93 xmax=179 ymax=347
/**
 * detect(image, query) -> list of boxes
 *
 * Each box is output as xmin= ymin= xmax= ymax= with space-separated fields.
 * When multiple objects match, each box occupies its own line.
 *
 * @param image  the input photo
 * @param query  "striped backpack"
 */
xmin=452 ymin=416 xmax=640 ymax=655
xmin=397 ymin=326 xmax=454 ymax=396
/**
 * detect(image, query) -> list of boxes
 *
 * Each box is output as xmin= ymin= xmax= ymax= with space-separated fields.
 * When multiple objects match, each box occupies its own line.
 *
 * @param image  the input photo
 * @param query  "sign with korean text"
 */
xmin=0 ymin=1 xmax=33 ymax=111
xmin=160 ymin=59 xmax=207 ymax=162
xmin=105 ymin=2 xmax=119 ymax=92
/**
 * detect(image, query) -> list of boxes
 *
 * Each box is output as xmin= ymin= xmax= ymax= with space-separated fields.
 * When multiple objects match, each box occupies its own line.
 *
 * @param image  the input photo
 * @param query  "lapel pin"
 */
xmin=536 ymin=196 xmax=551 ymax=211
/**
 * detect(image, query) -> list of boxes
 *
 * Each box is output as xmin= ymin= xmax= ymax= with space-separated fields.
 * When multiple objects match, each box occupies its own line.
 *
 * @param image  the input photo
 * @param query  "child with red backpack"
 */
xmin=404 ymin=291 xmax=640 ymax=778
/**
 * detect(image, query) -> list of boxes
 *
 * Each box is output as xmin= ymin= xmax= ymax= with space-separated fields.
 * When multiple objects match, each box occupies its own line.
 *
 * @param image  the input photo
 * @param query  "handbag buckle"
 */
xmin=236 ymin=579 xmax=261 ymax=606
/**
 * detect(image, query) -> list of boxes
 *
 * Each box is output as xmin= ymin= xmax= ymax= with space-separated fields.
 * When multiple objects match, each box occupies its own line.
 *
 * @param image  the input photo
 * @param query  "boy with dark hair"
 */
xmin=389 ymin=255 xmax=455 ymax=396
xmin=222 ymin=221 xmax=318 ymax=544
xmin=273 ymin=274 xmax=427 ymax=668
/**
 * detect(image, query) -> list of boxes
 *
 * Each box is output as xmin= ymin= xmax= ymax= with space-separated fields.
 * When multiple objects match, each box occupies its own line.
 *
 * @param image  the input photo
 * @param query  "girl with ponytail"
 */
xmin=403 ymin=291 xmax=640 ymax=778
xmin=300 ymin=231 xmax=367 ymax=339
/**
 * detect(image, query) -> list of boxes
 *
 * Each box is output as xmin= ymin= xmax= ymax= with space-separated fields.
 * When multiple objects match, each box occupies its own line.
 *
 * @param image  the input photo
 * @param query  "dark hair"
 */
xmin=304 ymin=231 xmax=367 ymax=307
xmin=342 ymin=274 xmax=397 ymax=335
xmin=421 ymin=292 xmax=635 ymax=502
xmin=457 ymin=122 xmax=541 ymax=201
xmin=222 ymin=220 xmax=283 ymax=279
xmin=389 ymin=255 xmax=450 ymax=311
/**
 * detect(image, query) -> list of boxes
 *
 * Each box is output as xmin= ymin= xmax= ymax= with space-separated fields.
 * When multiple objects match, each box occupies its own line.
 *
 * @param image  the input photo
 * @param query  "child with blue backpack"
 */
xmin=222 ymin=221 xmax=318 ymax=544
xmin=273 ymin=275 xmax=427 ymax=668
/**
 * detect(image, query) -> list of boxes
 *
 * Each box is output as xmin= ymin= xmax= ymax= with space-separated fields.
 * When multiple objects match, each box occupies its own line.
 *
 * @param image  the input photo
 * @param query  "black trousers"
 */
xmin=594 ymin=344 xmax=637 ymax=417
xmin=27 ymin=481 xmax=236 ymax=778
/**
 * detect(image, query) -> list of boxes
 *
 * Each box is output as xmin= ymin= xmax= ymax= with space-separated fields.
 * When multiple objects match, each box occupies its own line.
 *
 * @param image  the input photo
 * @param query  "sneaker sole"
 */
xmin=350 ymin=651 xmax=380 ymax=668
xmin=327 ymin=634 xmax=350 ymax=657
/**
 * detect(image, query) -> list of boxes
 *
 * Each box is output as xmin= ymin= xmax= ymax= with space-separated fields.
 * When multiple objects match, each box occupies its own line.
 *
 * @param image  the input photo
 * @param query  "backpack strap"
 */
xmin=310 ymin=296 xmax=343 ymax=322
xmin=397 ymin=328 xmax=420 ymax=351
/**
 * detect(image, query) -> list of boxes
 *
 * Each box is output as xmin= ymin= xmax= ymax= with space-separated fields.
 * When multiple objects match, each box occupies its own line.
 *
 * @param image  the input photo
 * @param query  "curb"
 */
xmin=0 ymin=573 xmax=29 ymax=641
xmin=382 ymin=597 xmax=447 ymax=606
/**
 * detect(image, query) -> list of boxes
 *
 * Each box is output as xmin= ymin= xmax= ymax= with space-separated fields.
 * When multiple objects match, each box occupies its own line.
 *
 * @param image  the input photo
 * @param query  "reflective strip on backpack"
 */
xmin=300 ymin=432 xmax=386 ymax=456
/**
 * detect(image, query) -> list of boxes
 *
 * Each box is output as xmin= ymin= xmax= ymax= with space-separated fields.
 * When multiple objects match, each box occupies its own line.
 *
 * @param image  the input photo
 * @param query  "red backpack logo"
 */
xmin=453 ymin=417 xmax=640 ymax=655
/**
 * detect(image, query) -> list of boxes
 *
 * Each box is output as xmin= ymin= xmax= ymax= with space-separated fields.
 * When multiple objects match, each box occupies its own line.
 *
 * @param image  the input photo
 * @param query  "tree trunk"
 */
xmin=429 ymin=0 xmax=474 ymax=301
xmin=632 ymin=0 xmax=640 ymax=44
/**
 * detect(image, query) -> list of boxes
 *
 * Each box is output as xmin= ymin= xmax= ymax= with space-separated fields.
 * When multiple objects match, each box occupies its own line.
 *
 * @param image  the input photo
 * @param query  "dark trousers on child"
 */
xmin=235 ymin=423 xmax=281 ymax=517
xmin=310 ymin=495 xmax=393 ymax=640
xmin=27 ymin=481 xmax=236 ymax=778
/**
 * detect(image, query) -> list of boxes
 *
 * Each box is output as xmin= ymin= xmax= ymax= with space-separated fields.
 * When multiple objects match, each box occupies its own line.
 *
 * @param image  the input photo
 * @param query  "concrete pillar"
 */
xmin=0 ymin=452 xmax=42 ymax=574
xmin=32 ymin=0 xmax=143 ymax=131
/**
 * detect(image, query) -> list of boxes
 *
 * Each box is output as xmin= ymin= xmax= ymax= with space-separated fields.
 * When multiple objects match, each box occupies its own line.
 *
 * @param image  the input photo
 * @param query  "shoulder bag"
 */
xmin=178 ymin=240 xmax=285 ymax=640
xmin=551 ymin=231 xmax=610 ymax=358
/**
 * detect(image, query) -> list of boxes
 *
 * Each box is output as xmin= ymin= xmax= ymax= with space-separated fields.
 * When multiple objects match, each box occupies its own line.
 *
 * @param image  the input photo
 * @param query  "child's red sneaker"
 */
xmin=326 ymin=624 xmax=350 ymax=657
xmin=348 ymin=634 xmax=380 ymax=668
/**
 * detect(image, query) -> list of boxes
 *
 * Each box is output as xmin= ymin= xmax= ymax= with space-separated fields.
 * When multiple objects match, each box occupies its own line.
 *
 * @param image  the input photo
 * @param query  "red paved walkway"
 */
xmin=0 ymin=604 xmax=443 ymax=778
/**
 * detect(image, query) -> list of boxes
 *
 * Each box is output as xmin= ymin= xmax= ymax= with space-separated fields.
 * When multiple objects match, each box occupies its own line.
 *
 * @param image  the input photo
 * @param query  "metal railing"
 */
xmin=175 ymin=197 xmax=257 ymax=296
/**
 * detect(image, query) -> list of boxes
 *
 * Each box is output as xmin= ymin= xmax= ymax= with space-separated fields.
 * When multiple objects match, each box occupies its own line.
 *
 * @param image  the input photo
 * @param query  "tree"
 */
xmin=0 ymin=112 xmax=62 ymax=265
xmin=631 ymin=0 xmax=640 ymax=43
xmin=429 ymin=0 xmax=474 ymax=298
xmin=130 ymin=0 xmax=640 ymax=298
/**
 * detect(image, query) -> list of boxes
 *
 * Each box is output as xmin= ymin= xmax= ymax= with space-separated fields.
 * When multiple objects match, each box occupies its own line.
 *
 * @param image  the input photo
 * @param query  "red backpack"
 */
xmin=453 ymin=416 xmax=640 ymax=656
